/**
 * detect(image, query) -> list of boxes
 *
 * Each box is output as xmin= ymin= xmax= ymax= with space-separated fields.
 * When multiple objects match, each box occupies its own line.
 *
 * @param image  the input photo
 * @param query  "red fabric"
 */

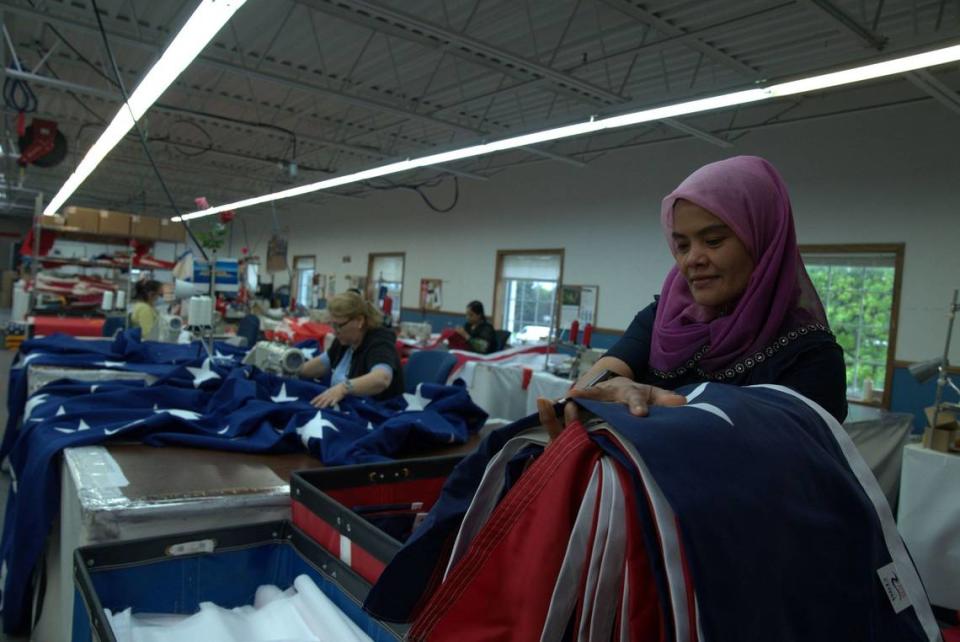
xmin=944 ymin=625 xmax=960 ymax=642
xmin=408 ymin=423 xmax=602 ymax=641
xmin=441 ymin=327 xmax=470 ymax=351
xmin=323 ymin=477 xmax=448 ymax=514
xmin=285 ymin=319 xmax=333 ymax=346
xmin=292 ymin=500 xmax=388 ymax=584
xmin=20 ymin=228 xmax=55 ymax=256
xmin=521 ymin=367 xmax=533 ymax=390
xmin=32 ymin=316 xmax=105 ymax=337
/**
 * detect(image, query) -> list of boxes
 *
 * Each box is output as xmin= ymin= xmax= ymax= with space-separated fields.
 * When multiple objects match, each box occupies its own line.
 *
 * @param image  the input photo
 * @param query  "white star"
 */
xmin=296 ymin=410 xmax=340 ymax=448
xmin=55 ymin=406 xmax=65 ymax=416
xmin=8 ymin=466 xmax=16 ymax=494
xmin=402 ymin=384 xmax=431 ymax=412
xmin=104 ymin=418 xmax=145 ymax=435
xmin=684 ymin=382 xmax=709 ymax=404
xmin=98 ymin=360 xmax=127 ymax=368
xmin=153 ymin=405 xmax=202 ymax=421
xmin=270 ymin=383 xmax=298 ymax=403
xmin=217 ymin=426 xmax=230 ymax=434
xmin=90 ymin=384 xmax=100 ymax=394
xmin=366 ymin=421 xmax=375 ymax=432
xmin=301 ymin=347 xmax=317 ymax=359
xmin=684 ymin=403 xmax=734 ymax=426
xmin=55 ymin=419 xmax=91 ymax=434
xmin=186 ymin=358 xmax=220 ymax=387
xmin=13 ymin=353 xmax=44 ymax=369
xmin=23 ymin=394 xmax=49 ymax=421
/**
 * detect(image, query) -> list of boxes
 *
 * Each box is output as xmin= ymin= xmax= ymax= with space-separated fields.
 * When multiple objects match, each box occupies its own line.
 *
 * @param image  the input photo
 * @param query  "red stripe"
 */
xmin=292 ymin=500 xmax=340 ymax=557
xmin=323 ymin=476 xmax=447 ymax=514
xmin=350 ymin=541 xmax=387 ymax=584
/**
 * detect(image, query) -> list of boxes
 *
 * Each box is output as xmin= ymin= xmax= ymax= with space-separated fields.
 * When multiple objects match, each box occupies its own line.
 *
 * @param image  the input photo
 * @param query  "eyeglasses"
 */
xmin=331 ymin=317 xmax=356 ymax=331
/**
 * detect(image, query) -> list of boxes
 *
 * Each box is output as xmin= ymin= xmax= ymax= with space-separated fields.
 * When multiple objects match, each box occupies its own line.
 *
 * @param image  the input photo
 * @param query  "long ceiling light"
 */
xmin=166 ymin=41 xmax=953 ymax=221
xmin=43 ymin=0 xmax=247 ymax=216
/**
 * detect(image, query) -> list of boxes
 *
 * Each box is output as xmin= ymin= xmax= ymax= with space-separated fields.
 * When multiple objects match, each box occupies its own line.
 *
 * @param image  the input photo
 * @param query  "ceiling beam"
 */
xmin=596 ymin=0 xmax=760 ymax=79
xmin=802 ymin=0 xmax=887 ymax=50
xmin=905 ymin=69 xmax=960 ymax=116
xmin=0 ymin=2 xmax=486 ymax=135
xmin=298 ymin=0 xmax=627 ymax=107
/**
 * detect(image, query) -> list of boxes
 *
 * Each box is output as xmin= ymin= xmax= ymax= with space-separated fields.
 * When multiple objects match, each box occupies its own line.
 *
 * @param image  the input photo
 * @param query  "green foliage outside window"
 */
xmin=806 ymin=263 xmax=894 ymax=400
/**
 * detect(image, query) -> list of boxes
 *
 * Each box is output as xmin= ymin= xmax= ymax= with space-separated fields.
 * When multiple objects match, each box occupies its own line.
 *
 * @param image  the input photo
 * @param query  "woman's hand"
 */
xmin=311 ymin=383 xmax=348 ymax=408
xmin=536 ymin=377 xmax=687 ymax=438
xmin=454 ymin=327 xmax=470 ymax=339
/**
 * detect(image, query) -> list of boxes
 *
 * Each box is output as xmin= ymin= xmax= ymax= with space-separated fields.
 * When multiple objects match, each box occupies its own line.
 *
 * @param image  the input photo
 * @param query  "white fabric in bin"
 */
xmin=897 ymin=444 xmax=960 ymax=610
xmin=106 ymin=575 xmax=372 ymax=642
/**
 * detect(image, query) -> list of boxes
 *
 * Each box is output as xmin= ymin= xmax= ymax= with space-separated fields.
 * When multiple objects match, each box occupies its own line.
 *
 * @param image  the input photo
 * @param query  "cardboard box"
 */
xmin=923 ymin=406 xmax=959 ymax=453
xmin=130 ymin=215 xmax=160 ymax=240
xmin=97 ymin=210 xmax=131 ymax=236
xmin=64 ymin=206 xmax=102 ymax=233
xmin=42 ymin=213 xmax=66 ymax=228
xmin=158 ymin=218 xmax=186 ymax=243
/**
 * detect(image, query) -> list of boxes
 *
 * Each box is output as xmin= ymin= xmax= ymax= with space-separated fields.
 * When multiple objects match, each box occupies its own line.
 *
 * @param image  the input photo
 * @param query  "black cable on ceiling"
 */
xmin=30 ymin=7 xmax=300 ymax=159
xmin=3 ymin=60 xmax=38 ymax=113
xmin=89 ymin=0 xmax=208 ymax=261
xmin=363 ymin=175 xmax=460 ymax=213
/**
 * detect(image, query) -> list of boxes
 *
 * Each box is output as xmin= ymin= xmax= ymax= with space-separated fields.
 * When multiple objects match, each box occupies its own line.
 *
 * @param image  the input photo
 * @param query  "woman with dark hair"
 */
xmin=129 ymin=279 xmax=163 ymax=339
xmin=455 ymin=300 xmax=498 ymax=354
xmin=540 ymin=156 xmax=847 ymax=435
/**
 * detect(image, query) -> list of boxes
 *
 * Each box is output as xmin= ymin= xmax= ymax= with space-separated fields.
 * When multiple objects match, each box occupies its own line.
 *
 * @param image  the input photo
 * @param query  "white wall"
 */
xmin=234 ymin=99 xmax=960 ymax=363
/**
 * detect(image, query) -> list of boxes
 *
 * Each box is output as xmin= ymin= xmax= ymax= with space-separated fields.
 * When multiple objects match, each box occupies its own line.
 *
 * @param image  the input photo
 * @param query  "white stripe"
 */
xmin=751 ymin=384 xmax=942 ymax=642
xmin=592 ymin=425 xmax=690 ymax=642
xmin=339 ymin=534 xmax=351 ymax=566
xmin=578 ymin=458 xmax=616 ymax=640
xmin=588 ymin=458 xmax=628 ymax=641
xmin=540 ymin=462 xmax=602 ymax=641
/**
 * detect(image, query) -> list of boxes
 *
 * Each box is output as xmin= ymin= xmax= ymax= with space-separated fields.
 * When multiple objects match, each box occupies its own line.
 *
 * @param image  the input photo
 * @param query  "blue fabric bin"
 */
xmin=73 ymin=520 xmax=405 ymax=641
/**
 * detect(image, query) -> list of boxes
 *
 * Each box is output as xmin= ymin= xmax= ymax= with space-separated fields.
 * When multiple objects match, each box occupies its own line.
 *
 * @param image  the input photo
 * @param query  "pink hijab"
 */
xmin=649 ymin=156 xmax=828 ymax=374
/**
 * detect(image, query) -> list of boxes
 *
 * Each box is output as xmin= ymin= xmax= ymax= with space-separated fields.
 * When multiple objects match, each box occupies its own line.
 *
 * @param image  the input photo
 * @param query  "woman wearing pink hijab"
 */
xmin=540 ymin=156 xmax=846 ymax=433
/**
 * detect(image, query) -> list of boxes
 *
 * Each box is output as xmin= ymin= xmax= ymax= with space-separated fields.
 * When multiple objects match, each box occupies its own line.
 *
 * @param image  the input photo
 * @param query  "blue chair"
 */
xmin=237 ymin=314 xmax=261 ymax=348
xmin=403 ymin=350 xmax=458 ymax=393
xmin=102 ymin=316 xmax=126 ymax=338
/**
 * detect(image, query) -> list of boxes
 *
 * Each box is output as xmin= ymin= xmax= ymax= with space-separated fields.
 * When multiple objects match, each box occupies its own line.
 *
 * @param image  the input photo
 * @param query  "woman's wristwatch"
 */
xmin=343 ymin=378 xmax=355 ymax=394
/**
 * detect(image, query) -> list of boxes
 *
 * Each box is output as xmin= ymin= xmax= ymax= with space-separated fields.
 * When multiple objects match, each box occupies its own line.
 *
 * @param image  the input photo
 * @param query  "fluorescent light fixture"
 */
xmin=168 ymin=40 xmax=953 ymax=221
xmin=44 ymin=0 xmax=247 ymax=216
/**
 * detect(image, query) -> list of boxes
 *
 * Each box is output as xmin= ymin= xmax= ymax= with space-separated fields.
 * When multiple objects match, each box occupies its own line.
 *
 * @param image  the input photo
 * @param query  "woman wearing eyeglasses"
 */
xmin=299 ymin=291 xmax=404 ymax=408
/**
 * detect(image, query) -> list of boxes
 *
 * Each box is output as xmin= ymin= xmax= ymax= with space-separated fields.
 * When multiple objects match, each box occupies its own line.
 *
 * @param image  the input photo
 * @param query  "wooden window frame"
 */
xmin=291 ymin=254 xmax=316 ymax=306
xmin=800 ymin=243 xmax=904 ymax=409
xmin=366 ymin=252 xmax=406 ymax=303
xmin=492 ymin=248 xmax=565 ymax=332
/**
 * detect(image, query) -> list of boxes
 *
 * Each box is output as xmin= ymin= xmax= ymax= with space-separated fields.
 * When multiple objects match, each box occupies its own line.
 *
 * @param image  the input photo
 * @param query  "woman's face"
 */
xmin=331 ymin=314 xmax=365 ymax=346
xmin=465 ymin=308 xmax=481 ymax=325
xmin=671 ymin=199 xmax=754 ymax=311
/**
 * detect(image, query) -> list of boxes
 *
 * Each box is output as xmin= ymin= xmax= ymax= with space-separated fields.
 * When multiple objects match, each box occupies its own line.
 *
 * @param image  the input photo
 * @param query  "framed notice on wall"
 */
xmin=420 ymin=278 xmax=443 ymax=311
xmin=559 ymin=285 xmax=598 ymax=327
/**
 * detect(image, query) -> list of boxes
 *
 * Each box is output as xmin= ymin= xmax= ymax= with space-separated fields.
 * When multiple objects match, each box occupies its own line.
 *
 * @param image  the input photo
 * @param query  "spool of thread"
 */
xmin=382 ymin=295 xmax=393 ymax=316
xmin=570 ymin=319 xmax=580 ymax=344
xmin=582 ymin=323 xmax=593 ymax=347
xmin=115 ymin=290 xmax=126 ymax=309
xmin=101 ymin=290 xmax=115 ymax=311
xmin=188 ymin=295 xmax=213 ymax=327
xmin=11 ymin=281 xmax=29 ymax=322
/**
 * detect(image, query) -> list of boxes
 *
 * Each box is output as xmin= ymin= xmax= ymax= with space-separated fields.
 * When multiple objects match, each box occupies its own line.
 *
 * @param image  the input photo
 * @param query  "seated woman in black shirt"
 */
xmin=300 ymin=291 xmax=403 ymax=407
xmin=540 ymin=156 xmax=847 ymax=434
xmin=455 ymin=301 xmax=498 ymax=354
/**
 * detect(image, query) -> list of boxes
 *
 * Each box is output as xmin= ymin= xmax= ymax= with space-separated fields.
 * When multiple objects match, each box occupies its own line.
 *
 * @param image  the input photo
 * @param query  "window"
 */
xmin=494 ymin=250 xmax=564 ymax=341
xmin=292 ymin=255 xmax=315 ymax=308
xmin=801 ymin=244 xmax=903 ymax=406
xmin=367 ymin=253 xmax=404 ymax=322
